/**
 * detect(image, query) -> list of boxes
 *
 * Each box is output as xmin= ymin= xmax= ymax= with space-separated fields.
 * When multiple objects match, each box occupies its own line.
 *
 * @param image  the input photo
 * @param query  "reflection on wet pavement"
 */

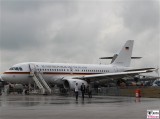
xmin=0 ymin=95 xmax=159 ymax=119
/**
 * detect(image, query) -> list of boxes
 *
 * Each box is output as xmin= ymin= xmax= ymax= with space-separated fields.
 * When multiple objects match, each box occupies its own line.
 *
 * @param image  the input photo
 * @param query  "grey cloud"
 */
xmin=1 ymin=1 xmax=78 ymax=50
xmin=1 ymin=0 xmax=75 ymax=12
xmin=50 ymin=22 xmax=100 ymax=62
xmin=122 ymin=0 xmax=159 ymax=33
xmin=0 ymin=0 xmax=159 ymax=74
xmin=1 ymin=0 xmax=43 ymax=12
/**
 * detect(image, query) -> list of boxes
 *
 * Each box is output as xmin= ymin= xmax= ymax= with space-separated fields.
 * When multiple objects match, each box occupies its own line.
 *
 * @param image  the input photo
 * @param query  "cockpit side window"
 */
xmin=9 ymin=67 xmax=23 ymax=71
xmin=9 ymin=67 xmax=13 ymax=70
xmin=19 ymin=67 xmax=23 ymax=71
xmin=9 ymin=67 xmax=15 ymax=70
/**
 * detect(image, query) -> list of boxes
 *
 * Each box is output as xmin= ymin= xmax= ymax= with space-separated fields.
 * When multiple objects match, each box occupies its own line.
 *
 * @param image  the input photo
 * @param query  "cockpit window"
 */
xmin=19 ymin=67 xmax=23 ymax=71
xmin=9 ymin=67 xmax=15 ymax=70
xmin=9 ymin=67 xmax=13 ymax=70
xmin=9 ymin=67 xmax=23 ymax=71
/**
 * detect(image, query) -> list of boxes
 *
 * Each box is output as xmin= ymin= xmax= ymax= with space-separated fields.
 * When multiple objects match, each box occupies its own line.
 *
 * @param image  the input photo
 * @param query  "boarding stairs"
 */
xmin=35 ymin=73 xmax=52 ymax=94
xmin=29 ymin=64 xmax=52 ymax=95
xmin=32 ymin=73 xmax=45 ymax=94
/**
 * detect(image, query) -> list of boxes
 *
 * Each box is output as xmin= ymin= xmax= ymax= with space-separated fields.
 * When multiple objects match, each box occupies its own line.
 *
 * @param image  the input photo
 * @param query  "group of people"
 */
xmin=74 ymin=82 xmax=92 ymax=101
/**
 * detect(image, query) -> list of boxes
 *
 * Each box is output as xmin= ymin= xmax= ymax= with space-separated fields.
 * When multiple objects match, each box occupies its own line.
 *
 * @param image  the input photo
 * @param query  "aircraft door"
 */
xmin=70 ymin=67 xmax=73 ymax=74
xmin=114 ymin=66 xmax=118 ymax=72
xmin=29 ymin=63 xmax=36 ymax=76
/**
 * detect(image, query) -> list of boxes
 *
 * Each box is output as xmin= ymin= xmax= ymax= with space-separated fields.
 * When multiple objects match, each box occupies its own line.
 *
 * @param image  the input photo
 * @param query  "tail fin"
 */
xmin=112 ymin=40 xmax=134 ymax=67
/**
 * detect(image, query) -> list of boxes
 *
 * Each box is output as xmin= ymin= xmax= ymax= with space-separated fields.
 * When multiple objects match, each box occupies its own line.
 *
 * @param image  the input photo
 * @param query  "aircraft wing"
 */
xmin=73 ymin=68 xmax=156 ymax=80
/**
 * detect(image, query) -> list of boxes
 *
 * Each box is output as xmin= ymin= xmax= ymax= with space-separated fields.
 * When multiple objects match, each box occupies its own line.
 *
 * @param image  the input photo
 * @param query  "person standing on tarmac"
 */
xmin=75 ymin=83 xmax=79 ymax=101
xmin=88 ymin=83 xmax=92 ymax=98
xmin=81 ymin=83 xmax=85 ymax=100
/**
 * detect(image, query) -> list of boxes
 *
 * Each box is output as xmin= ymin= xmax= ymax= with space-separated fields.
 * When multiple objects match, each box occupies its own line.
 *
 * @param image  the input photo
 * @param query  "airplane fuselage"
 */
xmin=1 ymin=40 xmax=156 ymax=91
xmin=2 ymin=62 xmax=130 ymax=84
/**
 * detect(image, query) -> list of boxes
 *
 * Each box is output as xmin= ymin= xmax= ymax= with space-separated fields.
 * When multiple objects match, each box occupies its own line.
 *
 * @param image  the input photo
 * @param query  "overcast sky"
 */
xmin=0 ymin=0 xmax=160 ymax=75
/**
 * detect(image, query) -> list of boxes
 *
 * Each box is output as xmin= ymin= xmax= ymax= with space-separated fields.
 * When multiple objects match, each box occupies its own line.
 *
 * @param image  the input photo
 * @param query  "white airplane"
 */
xmin=1 ymin=40 xmax=156 ymax=91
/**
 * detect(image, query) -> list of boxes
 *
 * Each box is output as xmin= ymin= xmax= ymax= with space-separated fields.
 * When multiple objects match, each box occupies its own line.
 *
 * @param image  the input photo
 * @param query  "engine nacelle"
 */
xmin=63 ymin=79 xmax=88 ymax=90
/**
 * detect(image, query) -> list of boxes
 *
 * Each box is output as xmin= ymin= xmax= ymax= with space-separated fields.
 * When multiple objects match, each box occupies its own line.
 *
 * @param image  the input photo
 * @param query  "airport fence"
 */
xmin=91 ymin=86 xmax=160 ymax=98
xmin=51 ymin=86 xmax=160 ymax=98
xmin=1 ymin=85 xmax=159 ymax=98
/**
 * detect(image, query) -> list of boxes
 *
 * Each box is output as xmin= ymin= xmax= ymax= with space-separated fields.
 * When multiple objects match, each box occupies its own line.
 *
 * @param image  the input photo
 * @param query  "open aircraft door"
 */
xmin=113 ymin=66 xmax=119 ymax=72
xmin=70 ymin=67 xmax=73 ymax=74
xmin=29 ymin=63 xmax=36 ymax=77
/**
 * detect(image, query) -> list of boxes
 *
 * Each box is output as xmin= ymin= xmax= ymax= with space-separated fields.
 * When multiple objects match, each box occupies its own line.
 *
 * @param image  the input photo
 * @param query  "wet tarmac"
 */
xmin=0 ymin=95 xmax=159 ymax=119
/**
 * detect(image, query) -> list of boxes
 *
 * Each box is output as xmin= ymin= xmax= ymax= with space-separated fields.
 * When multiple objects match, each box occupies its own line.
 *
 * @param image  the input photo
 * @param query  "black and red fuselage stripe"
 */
xmin=3 ymin=72 xmax=102 ymax=75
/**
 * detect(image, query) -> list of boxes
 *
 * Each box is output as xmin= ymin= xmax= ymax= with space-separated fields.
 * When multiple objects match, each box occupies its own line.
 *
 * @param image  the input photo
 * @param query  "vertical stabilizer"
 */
xmin=112 ymin=40 xmax=134 ymax=67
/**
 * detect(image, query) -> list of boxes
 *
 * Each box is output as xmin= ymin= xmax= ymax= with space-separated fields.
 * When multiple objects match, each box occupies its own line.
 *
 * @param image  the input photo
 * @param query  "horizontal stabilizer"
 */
xmin=99 ymin=56 xmax=142 ymax=59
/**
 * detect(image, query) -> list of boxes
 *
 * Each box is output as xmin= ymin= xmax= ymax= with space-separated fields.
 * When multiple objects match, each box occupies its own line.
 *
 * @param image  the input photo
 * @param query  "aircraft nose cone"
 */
xmin=0 ymin=74 xmax=3 ymax=81
xmin=1 ymin=73 xmax=5 ymax=81
xmin=1 ymin=72 xmax=9 ymax=82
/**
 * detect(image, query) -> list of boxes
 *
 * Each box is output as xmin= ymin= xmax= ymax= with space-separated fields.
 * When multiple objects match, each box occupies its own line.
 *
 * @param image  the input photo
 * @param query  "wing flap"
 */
xmin=124 ymin=68 xmax=155 ymax=72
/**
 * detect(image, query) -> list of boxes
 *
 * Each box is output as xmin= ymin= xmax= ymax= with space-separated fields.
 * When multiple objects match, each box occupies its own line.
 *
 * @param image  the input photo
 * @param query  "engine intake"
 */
xmin=63 ymin=79 xmax=88 ymax=90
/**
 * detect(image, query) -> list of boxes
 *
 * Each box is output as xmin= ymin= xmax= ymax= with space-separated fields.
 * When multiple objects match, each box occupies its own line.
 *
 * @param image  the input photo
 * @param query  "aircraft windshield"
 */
xmin=9 ymin=67 xmax=23 ymax=71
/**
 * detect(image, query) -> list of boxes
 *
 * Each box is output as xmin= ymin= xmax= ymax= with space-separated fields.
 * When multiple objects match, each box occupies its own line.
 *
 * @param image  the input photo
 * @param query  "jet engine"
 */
xmin=63 ymin=79 xmax=88 ymax=90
